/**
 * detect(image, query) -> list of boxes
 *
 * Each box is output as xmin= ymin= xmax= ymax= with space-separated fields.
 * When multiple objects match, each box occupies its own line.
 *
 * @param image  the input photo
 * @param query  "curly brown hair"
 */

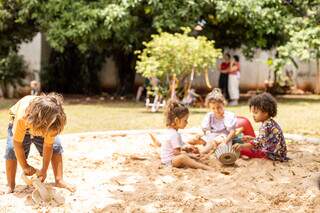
xmin=24 ymin=93 xmax=66 ymax=135
xmin=164 ymin=100 xmax=189 ymax=127
xmin=249 ymin=92 xmax=277 ymax=117
xmin=205 ymin=88 xmax=227 ymax=106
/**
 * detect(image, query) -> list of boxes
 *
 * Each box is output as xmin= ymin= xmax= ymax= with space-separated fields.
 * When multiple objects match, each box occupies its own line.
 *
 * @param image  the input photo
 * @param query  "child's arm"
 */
xmin=182 ymin=145 xmax=199 ymax=154
xmin=233 ymin=142 xmax=254 ymax=151
xmin=187 ymin=135 xmax=205 ymax=145
xmin=13 ymin=140 xmax=37 ymax=175
xmin=13 ymin=121 xmax=37 ymax=175
xmin=233 ymin=126 xmax=269 ymax=151
xmin=38 ymin=143 xmax=53 ymax=181
xmin=224 ymin=129 xmax=236 ymax=144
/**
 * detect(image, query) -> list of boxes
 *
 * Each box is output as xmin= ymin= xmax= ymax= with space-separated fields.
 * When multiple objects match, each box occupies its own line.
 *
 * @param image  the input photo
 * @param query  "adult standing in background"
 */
xmin=218 ymin=53 xmax=231 ymax=100
xmin=228 ymin=55 xmax=240 ymax=106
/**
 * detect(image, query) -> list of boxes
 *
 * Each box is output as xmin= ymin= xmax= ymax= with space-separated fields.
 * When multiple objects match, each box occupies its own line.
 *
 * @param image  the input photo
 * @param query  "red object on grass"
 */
xmin=236 ymin=116 xmax=256 ymax=137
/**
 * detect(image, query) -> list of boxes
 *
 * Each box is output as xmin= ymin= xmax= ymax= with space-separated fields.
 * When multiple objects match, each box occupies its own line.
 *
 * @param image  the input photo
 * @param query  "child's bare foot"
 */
xmin=55 ymin=180 xmax=76 ymax=192
xmin=6 ymin=185 xmax=14 ymax=194
xmin=241 ymin=155 xmax=250 ymax=160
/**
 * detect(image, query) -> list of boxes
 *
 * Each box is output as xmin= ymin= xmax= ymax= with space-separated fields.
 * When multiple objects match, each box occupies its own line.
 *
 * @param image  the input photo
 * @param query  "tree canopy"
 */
xmin=0 ymin=0 xmax=38 ymax=57
xmin=136 ymin=28 xmax=221 ymax=79
xmin=1 ymin=0 xmax=319 ymax=94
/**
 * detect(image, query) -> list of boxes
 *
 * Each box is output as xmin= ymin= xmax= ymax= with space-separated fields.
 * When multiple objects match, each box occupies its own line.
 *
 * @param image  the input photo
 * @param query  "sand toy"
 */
xmin=215 ymin=143 xmax=240 ymax=165
xmin=21 ymin=173 xmax=65 ymax=205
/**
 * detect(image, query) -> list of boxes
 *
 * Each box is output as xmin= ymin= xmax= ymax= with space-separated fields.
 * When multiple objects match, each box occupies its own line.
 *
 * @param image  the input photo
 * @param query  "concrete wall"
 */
xmin=18 ymin=33 xmax=42 ymax=82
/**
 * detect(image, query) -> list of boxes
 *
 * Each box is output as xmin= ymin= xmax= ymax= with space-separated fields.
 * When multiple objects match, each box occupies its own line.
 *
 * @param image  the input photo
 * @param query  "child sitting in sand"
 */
xmin=189 ymin=89 xmax=237 ymax=158
xmin=233 ymin=93 xmax=288 ymax=161
xmin=157 ymin=100 xmax=213 ymax=170
xmin=5 ymin=93 xmax=75 ymax=193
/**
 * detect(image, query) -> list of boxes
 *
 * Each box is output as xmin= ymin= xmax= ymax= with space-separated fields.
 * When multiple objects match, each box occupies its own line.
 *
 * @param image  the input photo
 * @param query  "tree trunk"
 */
xmin=315 ymin=58 xmax=320 ymax=94
xmin=113 ymin=51 xmax=136 ymax=96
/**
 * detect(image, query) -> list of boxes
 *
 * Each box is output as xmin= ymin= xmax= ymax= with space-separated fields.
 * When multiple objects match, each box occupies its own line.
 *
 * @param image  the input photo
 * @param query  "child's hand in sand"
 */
xmin=190 ymin=146 xmax=200 ymax=154
xmin=183 ymin=146 xmax=199 ymax=154
xmin=242 ymin=135 xmax=255 ymax=142
xmin=36 ymin=169 xmax=47 ymax=182
xmin=188 ymin=153 xmax=201 ymax=160
xmin=23 ymin=165 xmax=37 ymax=176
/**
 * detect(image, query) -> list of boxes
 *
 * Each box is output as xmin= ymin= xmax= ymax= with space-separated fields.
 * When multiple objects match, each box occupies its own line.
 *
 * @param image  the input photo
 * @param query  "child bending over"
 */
xmin=233 ymin=93 xmax=288 ymax=161
xmin=160 ymin=100 xmax=213 ymax=170
xmin=5 ymin=94 xmax=75 ymax=193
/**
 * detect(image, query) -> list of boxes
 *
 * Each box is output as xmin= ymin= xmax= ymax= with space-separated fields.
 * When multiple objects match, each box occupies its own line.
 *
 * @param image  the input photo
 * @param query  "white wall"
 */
xmin=18 ymin=33 xmax=42 ymax=82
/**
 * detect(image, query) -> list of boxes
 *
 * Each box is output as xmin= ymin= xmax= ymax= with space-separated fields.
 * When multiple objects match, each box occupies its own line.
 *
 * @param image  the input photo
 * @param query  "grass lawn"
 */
xmin=1 ymin=96 xmax=320 ymax=139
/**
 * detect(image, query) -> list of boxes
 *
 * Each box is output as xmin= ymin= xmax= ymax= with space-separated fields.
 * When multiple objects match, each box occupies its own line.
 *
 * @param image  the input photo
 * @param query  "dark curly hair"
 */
xmin=164 ymin=100 xmax=189 ymax=127
xmin=249 ymin=92 xmax=277 ymax=117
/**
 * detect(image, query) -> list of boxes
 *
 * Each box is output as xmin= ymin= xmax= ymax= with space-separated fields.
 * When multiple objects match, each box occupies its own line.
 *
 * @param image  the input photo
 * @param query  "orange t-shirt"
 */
xmin=9 ymin=95 xmax=55 ymax=145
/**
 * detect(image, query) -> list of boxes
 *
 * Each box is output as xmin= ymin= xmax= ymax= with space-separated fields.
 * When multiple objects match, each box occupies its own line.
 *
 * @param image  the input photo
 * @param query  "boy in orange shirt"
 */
xmin=5 ymin=93 xmax=75 ymax=193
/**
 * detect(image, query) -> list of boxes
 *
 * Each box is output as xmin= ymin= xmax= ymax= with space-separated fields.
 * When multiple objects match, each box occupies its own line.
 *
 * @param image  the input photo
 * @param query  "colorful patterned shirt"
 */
xmin=253 ymin=118 xmax=288 ymax=161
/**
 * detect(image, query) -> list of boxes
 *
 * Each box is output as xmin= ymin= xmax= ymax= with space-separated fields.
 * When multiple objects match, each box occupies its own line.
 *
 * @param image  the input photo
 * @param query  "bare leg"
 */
xmin=200 ymin=149 xmax=215 ymax=161
xmin=172 ymin=154 xmax=213 ymax=171
xmin=6 ymin=160 xmax=17 ymax=193
xmin=51 ymin=153 xmax=76 ymax=192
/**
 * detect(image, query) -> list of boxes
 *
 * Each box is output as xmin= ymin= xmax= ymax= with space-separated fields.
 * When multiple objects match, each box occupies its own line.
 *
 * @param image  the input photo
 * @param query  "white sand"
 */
xmin=0 ymin=131 xmax=320 ymax=212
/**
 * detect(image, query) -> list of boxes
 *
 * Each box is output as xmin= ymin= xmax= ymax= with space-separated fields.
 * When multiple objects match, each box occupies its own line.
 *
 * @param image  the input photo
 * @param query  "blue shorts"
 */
xmin=4 ymin=124 xmax=63 ymax=160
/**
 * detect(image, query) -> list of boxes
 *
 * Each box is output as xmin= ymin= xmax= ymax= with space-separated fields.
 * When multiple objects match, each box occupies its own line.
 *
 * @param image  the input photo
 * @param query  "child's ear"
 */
xmin=174 ymin=117 xmax=180 ymax=124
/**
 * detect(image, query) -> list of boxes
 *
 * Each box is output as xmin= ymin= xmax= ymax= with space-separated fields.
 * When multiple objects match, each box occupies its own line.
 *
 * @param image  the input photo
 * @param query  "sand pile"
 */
xmin=0 ymin=131 xmax=319 ymax=212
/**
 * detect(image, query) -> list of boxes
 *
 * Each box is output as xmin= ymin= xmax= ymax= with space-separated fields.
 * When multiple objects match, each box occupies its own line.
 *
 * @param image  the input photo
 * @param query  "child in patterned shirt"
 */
xmin=233 ymin=93 xmax=288 ymax=161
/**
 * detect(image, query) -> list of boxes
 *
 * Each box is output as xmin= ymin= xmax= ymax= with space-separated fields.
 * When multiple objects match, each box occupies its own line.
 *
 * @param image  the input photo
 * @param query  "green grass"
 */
xmin=1 ymin=97 xmax=320 ymax=139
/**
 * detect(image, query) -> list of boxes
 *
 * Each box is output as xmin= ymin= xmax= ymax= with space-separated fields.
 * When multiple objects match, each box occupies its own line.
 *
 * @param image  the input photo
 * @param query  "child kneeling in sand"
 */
xmin=5 ymin=94 xmax=75 ymax=193
xmin=159 ymin=100 xmax=213 ymax=170
xmin=233 ymin=93 xmax=288 ymax=161
xmin=189 ymin=89 xmax=237 ymax=159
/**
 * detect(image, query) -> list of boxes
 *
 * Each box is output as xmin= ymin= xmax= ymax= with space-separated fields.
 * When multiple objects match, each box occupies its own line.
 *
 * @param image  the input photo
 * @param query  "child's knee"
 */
xmin=53 ymin=143 xmax=64 ymax=155
xmin=5 ymin=146 xmax=16 ymax=160
xmin=52 ymin=136 xmax=64 ymax=154
xmin=172 ymin=154 xmax=188 ymax=165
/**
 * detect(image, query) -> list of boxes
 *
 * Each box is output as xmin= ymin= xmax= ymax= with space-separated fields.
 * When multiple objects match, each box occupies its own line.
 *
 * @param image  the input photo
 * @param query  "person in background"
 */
xmin=228 ymin=55 xmax=240 ymax=106
xmin=218 ymin=53 xmax=231 ymax=101
xmin=30 ymin=80 xmax=40 ymax=96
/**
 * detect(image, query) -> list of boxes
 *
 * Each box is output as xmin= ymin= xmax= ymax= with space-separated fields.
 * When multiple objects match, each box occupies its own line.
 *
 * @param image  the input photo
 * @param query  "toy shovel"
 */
xmin=21 ymin=172 xmax=52 ymax=203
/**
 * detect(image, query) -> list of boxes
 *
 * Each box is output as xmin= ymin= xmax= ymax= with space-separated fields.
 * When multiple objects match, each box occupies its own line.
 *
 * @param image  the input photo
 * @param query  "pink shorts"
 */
xmin=240 ymin=141 xmax=267 ymax=159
